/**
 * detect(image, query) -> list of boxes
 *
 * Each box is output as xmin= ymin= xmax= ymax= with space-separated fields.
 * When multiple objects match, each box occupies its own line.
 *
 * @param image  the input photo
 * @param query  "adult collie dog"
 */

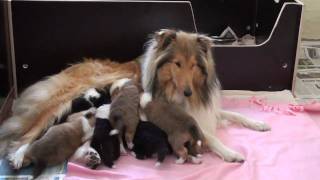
xmin=0 ymin=29 xmax=270 ymax=168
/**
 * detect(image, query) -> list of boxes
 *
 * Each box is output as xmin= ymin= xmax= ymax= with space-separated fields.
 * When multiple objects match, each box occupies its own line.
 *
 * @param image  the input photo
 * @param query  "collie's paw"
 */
xmin=7 ymin=144 xmax=29 ymax=169
xmin=223 ymin=150 xmax=245 ymax=163
xmin=249 ymin=121 xmax=271 ymax=132
xmin=84 ymin=148 xmax=101 ymax=169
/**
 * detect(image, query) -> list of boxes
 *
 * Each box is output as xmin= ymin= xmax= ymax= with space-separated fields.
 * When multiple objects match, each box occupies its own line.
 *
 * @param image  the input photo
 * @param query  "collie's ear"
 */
xmin=197 ymin=35 xmax=213 ymax=54
xmin=154 ymin=29 xmax=176 ymax=50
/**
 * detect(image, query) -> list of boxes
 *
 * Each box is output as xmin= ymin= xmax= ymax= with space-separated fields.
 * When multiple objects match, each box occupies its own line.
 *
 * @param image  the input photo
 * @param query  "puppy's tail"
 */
xmin=189 ymin=124 xmax=204 ymax=147
xmin=139 ymin=92 xmax=152 ymax=109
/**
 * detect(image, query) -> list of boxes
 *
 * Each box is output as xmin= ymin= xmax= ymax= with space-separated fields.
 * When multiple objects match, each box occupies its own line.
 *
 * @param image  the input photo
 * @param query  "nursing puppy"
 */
xmin=140 ymin=93 xmax=204 ymax=164
xmin=132 ymin=121 xmax=172 ymax=167
xmin=19 ymin=108 xmax=96 ymax=179
xmin=56 ymin=87 xmax=111 ymax=124
xmin=109 ymin=78 xmax=140 ymax=150
xmin=91 ymin=104 xmax=120 ymax=168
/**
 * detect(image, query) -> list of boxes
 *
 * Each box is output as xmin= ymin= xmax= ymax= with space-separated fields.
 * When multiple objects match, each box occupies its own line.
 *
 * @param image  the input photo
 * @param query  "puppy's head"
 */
xmin=66 ymin=107 xmax=96 ymax=131
xmin=84 ymin=88 xmax=101 ymax=104
xmin=142 ymin=29 xmax=216 ymax=107
xmin=83 ymin=107 xmax=97 ymax=127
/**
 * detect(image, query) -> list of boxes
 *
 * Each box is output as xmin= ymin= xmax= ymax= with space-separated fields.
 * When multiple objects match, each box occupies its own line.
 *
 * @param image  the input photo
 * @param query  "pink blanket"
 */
xmin=66 ymin=98 xmax=320 ymax=180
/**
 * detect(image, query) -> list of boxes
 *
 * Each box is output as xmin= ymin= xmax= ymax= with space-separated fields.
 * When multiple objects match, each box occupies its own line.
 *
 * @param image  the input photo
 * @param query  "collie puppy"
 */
xmin=91 ymin=104 xmax=120 ymax=169
xmin=0 ymin=59 xmax=139 ymax=168
xmin=140 ymin=93 xmax=204 ymax=164
xmin=109 ymin=78 xmax=140 ymax=150
xmin=18 ymin=108 xmax=96 ymax=179
xmin=141 ymin=29 xmax=271 ymax=162
xmin=56 ymin=87 xmax=111 ymax=124
xmin=132 ymin=121 xmax=172 ymax=167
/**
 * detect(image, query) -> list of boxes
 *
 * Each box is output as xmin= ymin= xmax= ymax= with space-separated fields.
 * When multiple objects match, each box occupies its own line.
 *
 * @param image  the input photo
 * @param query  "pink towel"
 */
xmin=66 ymin=98 xmax=320 ymax=180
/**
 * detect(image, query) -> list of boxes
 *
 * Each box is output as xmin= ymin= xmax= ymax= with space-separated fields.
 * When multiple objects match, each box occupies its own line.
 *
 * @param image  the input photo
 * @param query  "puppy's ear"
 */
xmin=154 ymin=29 xmax=176 ymax=50
xmin=85 ymin=112 xmax=94 ymax=119
xmin=197 ymin=35 xmax=213 ymax=54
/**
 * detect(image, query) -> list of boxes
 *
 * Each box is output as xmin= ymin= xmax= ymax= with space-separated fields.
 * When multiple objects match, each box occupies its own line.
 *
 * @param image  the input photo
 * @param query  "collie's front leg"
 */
xmin=7 ymin=143 xmax=30 ymax=169
xmin=220 ymin=110 xmax=271 ymax=131
xmin=204 ymin=131 xmax=245 ymax=163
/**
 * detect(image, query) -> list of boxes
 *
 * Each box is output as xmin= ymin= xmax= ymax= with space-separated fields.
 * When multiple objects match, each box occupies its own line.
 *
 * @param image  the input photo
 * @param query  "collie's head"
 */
xmin=141 ymin=29 xmax=219 ymax=108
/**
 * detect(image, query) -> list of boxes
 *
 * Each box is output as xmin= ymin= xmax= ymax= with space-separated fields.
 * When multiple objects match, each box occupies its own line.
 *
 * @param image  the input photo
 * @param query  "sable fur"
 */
xmin=109 ymin=79 xmax=140 ymax=148
xmin=140 ymin=93 xmax=205 ymax=164
xmin=21 ymin=108 xmax=96 ymax=178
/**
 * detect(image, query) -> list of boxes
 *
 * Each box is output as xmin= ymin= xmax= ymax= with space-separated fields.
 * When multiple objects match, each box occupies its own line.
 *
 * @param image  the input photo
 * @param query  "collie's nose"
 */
xmin=184 ymin=88 xmax=192 ymax=97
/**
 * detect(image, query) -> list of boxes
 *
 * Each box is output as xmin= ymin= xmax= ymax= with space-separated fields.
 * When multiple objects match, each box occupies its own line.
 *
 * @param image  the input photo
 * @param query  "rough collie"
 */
xmin=0 ymin=29 xmax=270 ymax=169
xmin=141 ymin=29 xmax=270 ymax=162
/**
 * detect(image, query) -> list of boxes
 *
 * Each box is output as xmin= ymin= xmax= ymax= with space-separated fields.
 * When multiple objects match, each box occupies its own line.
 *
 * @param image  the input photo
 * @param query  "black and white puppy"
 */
xmin=91 ymin=104 xmax=120 ymax=168
xmin=56 ymin=88 xmax=111 ymax=124
xmin=68 ymin=88 xmax=111 ymax=168
xmin=132 ymin=121 xmax=172 ymax=167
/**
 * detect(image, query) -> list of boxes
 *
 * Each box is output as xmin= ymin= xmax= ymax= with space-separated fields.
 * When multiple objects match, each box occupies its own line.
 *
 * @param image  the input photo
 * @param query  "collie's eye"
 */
xmin=175 ymin=62 xmax=181 ymax=68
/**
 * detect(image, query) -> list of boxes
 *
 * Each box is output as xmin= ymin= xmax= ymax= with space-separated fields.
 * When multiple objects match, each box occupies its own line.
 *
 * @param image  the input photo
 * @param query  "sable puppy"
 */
xmin=91 ymin=104 xmax=120 ymax=168
xmin=20 ymin=108 xmax=96 ymax=178
xmin=140 ymin=93 xmax=204 ymax=164
xmin=132 ymin=121 xmax=172 ymax=167
xmin=109 ymin=78 xmax=140 ymax=150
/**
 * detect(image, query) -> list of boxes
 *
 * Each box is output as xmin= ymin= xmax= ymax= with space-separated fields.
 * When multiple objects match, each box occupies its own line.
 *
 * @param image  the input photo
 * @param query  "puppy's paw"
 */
xmin=248 ymin=120 xmax=271 ymax=132
xmin=130 ymin=151 xmax=136 ymax=157
xmin=155 ymin=162 xmax=161 ymax=167
xmin=189 ymin=156 xmax=202 ymax=164
xmin=196 ymin=154 xmax=202 ymax=158
xmin=175 ymin=157 xmax=186 ymax=164
xmin=120 ymin=143 xmax=128 ymax=155
xmin=84 ymin=148 xmax=101 ymax=169
xmin=127 ymin=142 xmax=134 ymax=150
